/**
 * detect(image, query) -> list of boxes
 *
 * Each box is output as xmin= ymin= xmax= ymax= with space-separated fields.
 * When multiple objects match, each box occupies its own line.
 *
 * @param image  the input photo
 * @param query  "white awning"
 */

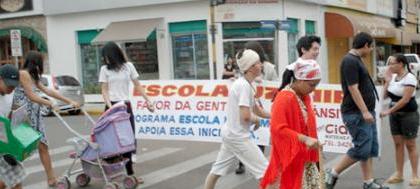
xmin=92 ymin=18 xmax=162 ymax=43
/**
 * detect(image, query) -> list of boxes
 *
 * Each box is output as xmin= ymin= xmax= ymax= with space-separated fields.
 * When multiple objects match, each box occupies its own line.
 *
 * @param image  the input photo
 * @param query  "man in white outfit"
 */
xmin=204 ymin=49 xmax=271 ymax=189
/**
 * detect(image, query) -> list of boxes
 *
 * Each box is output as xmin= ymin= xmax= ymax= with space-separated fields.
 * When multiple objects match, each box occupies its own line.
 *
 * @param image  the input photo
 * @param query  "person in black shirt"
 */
xmin=222 ymin=57 xmax=238 ymax=80
xmin=325 ymin=32 xmax=389 ymax=189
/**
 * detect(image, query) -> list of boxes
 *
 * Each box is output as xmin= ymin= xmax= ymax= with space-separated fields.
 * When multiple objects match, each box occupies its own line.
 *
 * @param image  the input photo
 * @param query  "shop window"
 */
xmin=123 ymin=39 xmax=159 ymax=80
xmin=222 ymin=22 xmax=275 ymax=75
xmin=305 ymin=20 xmax=316 ymax=35
xmin=287 ymin=18 xmax=299 ymax=64
xmin=77 ymin=30 xmax=103 ymax=94
xmin=170 ymin=20 xmax=209 ymax=79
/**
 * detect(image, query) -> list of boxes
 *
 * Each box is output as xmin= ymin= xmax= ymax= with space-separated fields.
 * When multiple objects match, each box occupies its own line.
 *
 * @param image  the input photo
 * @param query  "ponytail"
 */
xmin=272 ymin=69 xmax=295 ymax=101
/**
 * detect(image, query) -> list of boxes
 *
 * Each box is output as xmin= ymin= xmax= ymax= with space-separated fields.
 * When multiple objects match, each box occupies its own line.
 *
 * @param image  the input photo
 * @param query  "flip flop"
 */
xmin=409 ymin=178 xmax=420 ymax=186
xmin=386 ymin=175 xmax=404 ymax=184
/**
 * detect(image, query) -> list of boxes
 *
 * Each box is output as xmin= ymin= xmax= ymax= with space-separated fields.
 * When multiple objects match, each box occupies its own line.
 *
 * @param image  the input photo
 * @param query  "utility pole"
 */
xmin=209 ymin=0 xmax=225 ymax=79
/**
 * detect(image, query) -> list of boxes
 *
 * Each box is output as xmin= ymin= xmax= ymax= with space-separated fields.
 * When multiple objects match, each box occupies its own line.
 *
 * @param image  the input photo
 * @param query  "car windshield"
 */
xmin=406 ymin=56 xmax=417 ymax=63
xmin=56 ymin=76 xmax=80 ymax=86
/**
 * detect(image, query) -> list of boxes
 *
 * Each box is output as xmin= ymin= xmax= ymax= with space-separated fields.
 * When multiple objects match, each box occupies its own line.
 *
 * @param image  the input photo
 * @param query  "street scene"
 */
xmin=1 ymin=0 xmax=420 ymax=189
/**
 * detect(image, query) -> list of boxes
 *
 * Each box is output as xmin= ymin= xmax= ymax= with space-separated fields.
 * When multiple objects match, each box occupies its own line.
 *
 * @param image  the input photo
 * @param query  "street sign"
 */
xmin=10 ymin=29 xmax=22 ymax=57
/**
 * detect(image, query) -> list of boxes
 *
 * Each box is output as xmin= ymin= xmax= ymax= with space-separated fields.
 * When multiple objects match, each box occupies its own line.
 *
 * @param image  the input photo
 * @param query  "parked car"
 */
xmin=377 ymin=54 xmax=420 ymax=84
xmin=39 ymin=75 xmax=85 ymax=116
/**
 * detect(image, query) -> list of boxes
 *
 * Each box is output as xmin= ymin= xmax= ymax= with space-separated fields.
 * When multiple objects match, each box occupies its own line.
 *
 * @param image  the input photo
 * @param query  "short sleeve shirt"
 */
xmin=98 ymin=62 xmax=139 ymax=102
xmin=222 ymin=77 xmax=255 ymax=139
xmin=340 ymin=53 xmax=377 ymax=113
xmin=387 ymin=73 xmax=418 ymax=112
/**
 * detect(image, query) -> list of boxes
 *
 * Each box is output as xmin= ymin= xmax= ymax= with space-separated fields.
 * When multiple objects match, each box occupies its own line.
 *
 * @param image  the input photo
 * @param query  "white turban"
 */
xmin=293 ymin=59 xmax=321 ymax=80
xmin=236 ymin=49 xmax=260 ymax=73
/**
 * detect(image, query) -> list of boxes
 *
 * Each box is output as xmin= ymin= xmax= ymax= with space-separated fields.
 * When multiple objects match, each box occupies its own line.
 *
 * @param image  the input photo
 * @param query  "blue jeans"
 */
xmin=342 ymin=112 xmax=379 ymax=161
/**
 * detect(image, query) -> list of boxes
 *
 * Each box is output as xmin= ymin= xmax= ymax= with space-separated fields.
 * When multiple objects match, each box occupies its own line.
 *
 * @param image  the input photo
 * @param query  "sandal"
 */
xmin=409 ymin=178 xmax=420 ymax=186
xmin=386 ymin=175 xmax=404 ymax=184
xmin=48 ymin=178 xmax=57 ymax=187
xmin=136 ymin=177 xmax=144 ymax=184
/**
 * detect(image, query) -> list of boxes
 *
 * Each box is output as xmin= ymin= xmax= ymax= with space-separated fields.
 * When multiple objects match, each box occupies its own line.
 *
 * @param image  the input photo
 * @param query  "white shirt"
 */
xmin=388 ymin=73 xmax=417 ymax=97
xmin=261 ymin=61 xmax=278 ymax=81
xmin=0 ymin=93 xmax=13 ymax=118
xmin=98 ymin=62 xmax=139 ymax=102
xmin=222 ymin=77 xmax=255 ymax=139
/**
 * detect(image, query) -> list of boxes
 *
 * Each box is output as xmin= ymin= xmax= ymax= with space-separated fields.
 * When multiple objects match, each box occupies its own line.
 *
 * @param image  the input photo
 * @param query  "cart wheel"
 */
xmin=56 ymin=177 xmax=71 ymax=189
xmin=103 ymin=182 xmax=119 ymax=189
xmin=76 ymin=173 xmax=91 ymax=187
xmin=123 ymin=175 xmax=138 ymax=189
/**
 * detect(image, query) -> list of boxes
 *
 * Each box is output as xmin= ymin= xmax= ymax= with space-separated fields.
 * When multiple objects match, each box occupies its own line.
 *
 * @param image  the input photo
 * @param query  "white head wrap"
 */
xmin=236 ymin=49 xmax=260 ymax=73
xmin=293 ymin=59 xmax=321 ymax=80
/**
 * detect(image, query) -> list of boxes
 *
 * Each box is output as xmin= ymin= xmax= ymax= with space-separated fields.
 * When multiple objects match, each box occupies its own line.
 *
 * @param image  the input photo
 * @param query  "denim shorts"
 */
xmin=342 ymin=112 xmax=379 ymax=161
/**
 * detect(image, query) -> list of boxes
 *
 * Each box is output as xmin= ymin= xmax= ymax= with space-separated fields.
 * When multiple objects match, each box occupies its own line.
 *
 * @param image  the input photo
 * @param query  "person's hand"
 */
xmin=48 ymin=102 xmax=59 ymax=112
xmin=70 ymin=101 xmax=80 ymax=109
xmin=362 ymin=111 xmax=375 ymax=123
xmin=303 ymin=136 xmax=320 ymax=149
xmin=146 ymin=100 xmax=155 ymax=113
xmin=380 ymin=109 xmax=391 ymax=118
xmin=253 ymin=118 xmax=260 ymax=131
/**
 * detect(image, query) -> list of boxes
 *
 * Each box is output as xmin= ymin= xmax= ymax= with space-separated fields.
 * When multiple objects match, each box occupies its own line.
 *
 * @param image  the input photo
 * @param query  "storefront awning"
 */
xmin=92 ymin=18 xmax=162 ymax=43
xmin=0 ymin=26 xmax=47 ymax=52
xmin=325 ymin=12 xmax=397 ymax=38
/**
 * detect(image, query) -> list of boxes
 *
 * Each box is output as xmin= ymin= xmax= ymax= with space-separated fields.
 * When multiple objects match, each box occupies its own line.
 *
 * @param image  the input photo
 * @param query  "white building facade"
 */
xmin=43 ymin=0 xmax=326 ymax=99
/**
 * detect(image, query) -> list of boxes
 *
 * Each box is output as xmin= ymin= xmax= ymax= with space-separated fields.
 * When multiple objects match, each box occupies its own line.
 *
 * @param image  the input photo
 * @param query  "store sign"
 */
xmin=225 ymin=0 xmax=278 ymax=3
xmin=10 ymin=30 xmax=22 ymax=57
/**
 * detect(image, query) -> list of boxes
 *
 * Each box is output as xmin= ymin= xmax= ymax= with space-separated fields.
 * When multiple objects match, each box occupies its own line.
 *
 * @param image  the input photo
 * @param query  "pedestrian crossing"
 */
xmin=21 ymin=142 xmax=417 ymax=189
xmin=21 ymin=140 xmax=261 ymax=189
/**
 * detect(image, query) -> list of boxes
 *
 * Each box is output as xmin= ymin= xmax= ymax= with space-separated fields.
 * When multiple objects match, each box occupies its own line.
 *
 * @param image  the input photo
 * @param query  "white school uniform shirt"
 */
xmin=221 ymin=77 xmax=255 ymax=139
xmin=98 ymin=62 xmax=139 ymax=102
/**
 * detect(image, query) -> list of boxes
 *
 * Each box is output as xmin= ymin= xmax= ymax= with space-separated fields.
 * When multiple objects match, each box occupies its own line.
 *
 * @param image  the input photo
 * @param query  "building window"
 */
xmin=287 ymin=18 xmax=299 ymax=64
xmin=222 ymin=22 xmax=275 ymax=71
xmin=305 ymin=20 xmax=316 ymax=35
xmin=123 ymin=33 xmax=159 ymax=80
xmin=170 ymin=20 xmax=209 ymax=79
xmin=77 ymin=30 xmax=103 ymax=94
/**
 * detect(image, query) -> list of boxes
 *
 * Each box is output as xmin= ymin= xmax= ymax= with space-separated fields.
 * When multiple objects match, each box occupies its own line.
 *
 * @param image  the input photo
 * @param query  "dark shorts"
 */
xmin=389 ymin=111 xmax=419 ymax=139
xmin=342 ymin=112 xmax=379 ymax=161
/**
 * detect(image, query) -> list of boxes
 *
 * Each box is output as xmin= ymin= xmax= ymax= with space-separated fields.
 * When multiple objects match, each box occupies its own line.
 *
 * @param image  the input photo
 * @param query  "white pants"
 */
xmin=210 ymin=137 xmax=268 ymax=179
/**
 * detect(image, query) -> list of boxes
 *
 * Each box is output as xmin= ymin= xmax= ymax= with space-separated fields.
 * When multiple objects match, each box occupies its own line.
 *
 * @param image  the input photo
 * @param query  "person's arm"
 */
xmin=252 ymin=101 xmax=271 ymax=119
xmin=239 ymin=106 xmax=259 ymax=127
xmin=101 ymin=82 xmax=112 ymax=108
xmin=36 ymin=81 xmax=79 ymax=108
xmin=19 ymin=71 xmax=53 ymax=107
xmin=348 ymin=84 xmax=374 ymax=123
xmin=132 ymin=79 xmax=154 ymax=112
xmin=381 ymin=75 xmax=416 ymax=117
xmin=382 ymin=80 xmax=390 ymax=99
xmin=381 ymin=86 xmax=415 ymax=116
xmin=342 ymin=59 xmax=374 ymax=123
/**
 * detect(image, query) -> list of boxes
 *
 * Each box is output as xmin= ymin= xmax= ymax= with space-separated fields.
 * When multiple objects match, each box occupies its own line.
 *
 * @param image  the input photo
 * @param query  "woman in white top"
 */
xmin=380 ymin=54 xmax=420 ymax=186
xmin=99 ymin=42 xmax=154 ymax=182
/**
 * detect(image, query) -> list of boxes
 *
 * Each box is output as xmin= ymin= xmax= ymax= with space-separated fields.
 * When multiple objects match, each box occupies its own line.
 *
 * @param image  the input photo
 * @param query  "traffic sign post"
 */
xmin=10 ymin=29 xmax=22 ymax=68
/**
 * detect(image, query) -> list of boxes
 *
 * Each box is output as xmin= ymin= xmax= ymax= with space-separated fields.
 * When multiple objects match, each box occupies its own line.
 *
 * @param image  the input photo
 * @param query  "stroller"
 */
xmin=54 ymin=103 xmax=139 ymax=189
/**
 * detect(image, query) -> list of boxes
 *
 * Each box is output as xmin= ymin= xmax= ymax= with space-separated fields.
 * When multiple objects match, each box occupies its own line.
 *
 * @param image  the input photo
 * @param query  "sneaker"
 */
xmin=325 ymin=168 xmax=338 ymax=189
xmin=363 ymin=179 xmax=389 ymax=189
xmin=235 ymin=164 xmax=245 ymax=174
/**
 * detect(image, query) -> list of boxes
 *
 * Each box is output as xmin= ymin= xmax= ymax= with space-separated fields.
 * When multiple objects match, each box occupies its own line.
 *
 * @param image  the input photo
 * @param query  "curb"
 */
xmin=85 ymin=110 xmax=103 ymax=116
